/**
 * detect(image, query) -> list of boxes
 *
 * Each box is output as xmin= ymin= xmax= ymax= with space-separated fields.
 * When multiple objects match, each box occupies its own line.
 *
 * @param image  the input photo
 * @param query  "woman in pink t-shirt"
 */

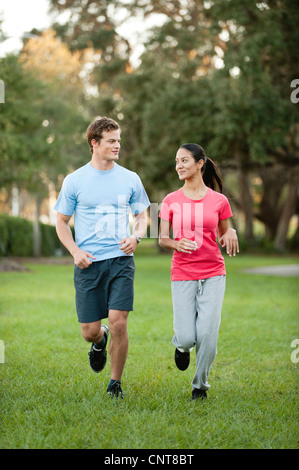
xmin=159 ymin=143 xmax=239 ymax=400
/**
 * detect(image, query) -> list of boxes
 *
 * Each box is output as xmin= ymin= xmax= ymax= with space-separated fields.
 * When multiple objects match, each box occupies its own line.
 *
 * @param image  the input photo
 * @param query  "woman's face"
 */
xmin=175 ymin=148 xmax=203 ymax=180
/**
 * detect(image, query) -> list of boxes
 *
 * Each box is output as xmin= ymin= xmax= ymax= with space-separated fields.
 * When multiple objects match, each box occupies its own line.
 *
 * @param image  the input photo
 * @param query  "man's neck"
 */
xmin=90 ymin=157 xmax=115 ymax=171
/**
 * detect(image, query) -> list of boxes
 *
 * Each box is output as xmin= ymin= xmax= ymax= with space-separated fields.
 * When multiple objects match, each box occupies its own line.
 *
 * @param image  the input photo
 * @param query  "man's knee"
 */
xmin=81 ymin=321 xmax=102 ymax=343
xmin=108 ymin=310 xmax=128 ymax=337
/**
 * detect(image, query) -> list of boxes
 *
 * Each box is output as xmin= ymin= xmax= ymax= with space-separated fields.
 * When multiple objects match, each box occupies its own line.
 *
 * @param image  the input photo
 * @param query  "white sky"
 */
xmin=0 ymin=0 xmax=167 ymax=64
xmin=0 ymin=0 xmax=51 ymax=55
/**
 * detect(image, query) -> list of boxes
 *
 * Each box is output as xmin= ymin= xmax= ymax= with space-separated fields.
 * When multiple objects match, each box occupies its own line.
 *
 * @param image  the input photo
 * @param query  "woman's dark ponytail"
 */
xmin=179 ymin=143 xmax=223 ymax=193
xmin=202 ymin=157 xmax=223 ymax=193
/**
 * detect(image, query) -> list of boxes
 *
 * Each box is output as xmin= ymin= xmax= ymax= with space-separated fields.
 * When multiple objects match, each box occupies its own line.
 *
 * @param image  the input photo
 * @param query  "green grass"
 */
xmin=0 ymin=247 xmax=298 ymax=449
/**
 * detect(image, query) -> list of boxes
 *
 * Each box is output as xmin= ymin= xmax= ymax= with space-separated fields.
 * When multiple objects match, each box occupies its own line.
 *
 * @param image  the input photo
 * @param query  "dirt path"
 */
xmin=243 ymin=264 xmax=299 ymax=277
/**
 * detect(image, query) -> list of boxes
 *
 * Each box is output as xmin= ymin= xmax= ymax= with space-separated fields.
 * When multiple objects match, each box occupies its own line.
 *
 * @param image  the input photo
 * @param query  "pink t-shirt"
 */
xmin=159 ymin=188 xmax=233 ymax=281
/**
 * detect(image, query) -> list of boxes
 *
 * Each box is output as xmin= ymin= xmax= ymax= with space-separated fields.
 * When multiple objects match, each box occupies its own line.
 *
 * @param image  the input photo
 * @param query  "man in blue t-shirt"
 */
xmin=54 ymin=117 xmax=150 ymax=399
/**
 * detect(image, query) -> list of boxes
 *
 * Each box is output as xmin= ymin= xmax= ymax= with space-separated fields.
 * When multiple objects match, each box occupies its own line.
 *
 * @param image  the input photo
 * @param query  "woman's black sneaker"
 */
xmin=192 ymin=388 xmax=207 ymax=400
xmin=174 ymin=348 xmax=190 ymax=371
xmin=88 ymin=325 xmax=109 ymax=373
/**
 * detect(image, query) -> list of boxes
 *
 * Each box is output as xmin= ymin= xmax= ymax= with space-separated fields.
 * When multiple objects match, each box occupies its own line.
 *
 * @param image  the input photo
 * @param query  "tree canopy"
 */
xmin=0 ymin=0 xmax=298 ymax=251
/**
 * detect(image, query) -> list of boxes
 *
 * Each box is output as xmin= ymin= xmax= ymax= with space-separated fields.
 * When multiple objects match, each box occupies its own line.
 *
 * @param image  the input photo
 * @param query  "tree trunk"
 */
xmin=11 ymin=185 xmax=20 ymax=217
xmin=274 ymin=168 xmax=299 ymax=252
xmin=33 ymin=195 xmax=42 ymax=258
xmin=239 ymin=167 xmax=254 ymax=240
xmin=290 ymin=216 xmax=299 ymax=250
xmin=257 ymin=165 xmax=286 ymax=240
xmin=235 ymin=144 xmax=254 ymax=241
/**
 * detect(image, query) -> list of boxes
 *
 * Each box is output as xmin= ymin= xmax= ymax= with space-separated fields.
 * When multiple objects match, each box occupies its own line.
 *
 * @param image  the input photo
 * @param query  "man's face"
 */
xmin=93 ymin=129 xmax=121 ymax=161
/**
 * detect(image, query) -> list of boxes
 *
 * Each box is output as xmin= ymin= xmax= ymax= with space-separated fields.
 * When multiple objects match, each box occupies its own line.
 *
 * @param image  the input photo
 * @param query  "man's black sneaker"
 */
xmin=192 ymin=388 xmax=207 ymax=400
xmin=174 ymin=348 xmax=190 ymax=371
xmin=88 ymin=325 xmax=109 ymax=373
xmin=107 ymin=380 xmax=124 ymax=399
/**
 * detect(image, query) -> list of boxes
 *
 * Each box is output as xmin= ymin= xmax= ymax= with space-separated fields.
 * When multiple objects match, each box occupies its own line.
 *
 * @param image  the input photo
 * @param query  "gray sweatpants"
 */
xmin=171 ymin=275 xmax=226 ymax=391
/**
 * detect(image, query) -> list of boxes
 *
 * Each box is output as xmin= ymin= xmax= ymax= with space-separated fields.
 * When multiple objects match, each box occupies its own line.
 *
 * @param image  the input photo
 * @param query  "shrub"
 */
xmin=0 ymin=215 xmax=9 ymax=256
xmin=0 ymin=214 xmax=64 ymax=257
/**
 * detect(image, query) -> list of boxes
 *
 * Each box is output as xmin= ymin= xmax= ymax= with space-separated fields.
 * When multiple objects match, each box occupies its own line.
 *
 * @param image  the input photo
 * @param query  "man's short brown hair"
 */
xmin=86 ymin=117 xmax=120 ymax=154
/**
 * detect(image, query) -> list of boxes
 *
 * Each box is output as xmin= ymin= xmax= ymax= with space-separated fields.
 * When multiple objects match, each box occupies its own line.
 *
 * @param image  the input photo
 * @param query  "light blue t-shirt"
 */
xmin=54 ymin=162 xmax=150 ymax=261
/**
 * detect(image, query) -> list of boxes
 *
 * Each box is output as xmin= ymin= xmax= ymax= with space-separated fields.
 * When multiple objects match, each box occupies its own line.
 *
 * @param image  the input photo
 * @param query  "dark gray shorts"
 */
xmin=74 ymin=256 xmax=135 ymax=323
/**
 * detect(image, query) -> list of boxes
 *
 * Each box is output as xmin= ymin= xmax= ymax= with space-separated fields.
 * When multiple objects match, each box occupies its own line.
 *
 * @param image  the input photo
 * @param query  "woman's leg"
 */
xmin=171 ymin=280 xmax=198 ymax=351
xmin=192 ymin=275 xmax=226 ymax=391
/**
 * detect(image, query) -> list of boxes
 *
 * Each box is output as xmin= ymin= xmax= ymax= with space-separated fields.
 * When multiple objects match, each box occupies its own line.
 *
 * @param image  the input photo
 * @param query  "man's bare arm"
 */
xmin=56 ymin=212 xmax=95 ymax=268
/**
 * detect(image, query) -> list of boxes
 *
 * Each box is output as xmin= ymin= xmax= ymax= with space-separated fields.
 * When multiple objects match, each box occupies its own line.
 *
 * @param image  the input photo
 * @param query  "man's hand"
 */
xmin=73 ymin=247 xmax=96 ymax=268
xmin=118 ymin=236 xmax=138 ymax=255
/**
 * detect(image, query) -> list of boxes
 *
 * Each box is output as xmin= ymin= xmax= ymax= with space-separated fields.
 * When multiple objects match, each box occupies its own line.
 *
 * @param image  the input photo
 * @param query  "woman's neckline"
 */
xmin=180 ymin=186 xmax=209 ymax=201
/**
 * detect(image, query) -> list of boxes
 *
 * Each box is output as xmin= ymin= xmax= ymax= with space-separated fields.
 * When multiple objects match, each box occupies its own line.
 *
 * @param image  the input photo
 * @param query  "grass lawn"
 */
xmin=0 ymin=246 xmax=298 ymax=449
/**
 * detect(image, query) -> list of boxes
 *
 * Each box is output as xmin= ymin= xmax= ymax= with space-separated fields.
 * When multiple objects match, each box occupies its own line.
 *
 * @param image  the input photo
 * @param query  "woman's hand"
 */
xmin=175 ymin=238 xmax=197 ymax=254
xmin=219 ymin=228 xmax=239 ymax=257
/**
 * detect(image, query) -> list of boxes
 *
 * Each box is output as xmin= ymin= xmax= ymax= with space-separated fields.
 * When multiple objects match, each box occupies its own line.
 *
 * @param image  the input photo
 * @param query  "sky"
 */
xmin=0 ymin=0 xmax=166 ymax=64
xmin=0 ymin=0 xmax=52 ymax=56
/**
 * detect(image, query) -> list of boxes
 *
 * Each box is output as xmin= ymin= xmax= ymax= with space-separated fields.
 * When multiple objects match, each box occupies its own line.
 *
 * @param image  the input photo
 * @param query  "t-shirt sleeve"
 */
xmin=53 ymin=175 xmax=77 ymax=216
xmin=129 ymin=174 xmax=150 ymax=214
xmin=219 ymin=195 xmax=233 ymax=220
xmin=159 ymin=196 xmax=173 ymax=222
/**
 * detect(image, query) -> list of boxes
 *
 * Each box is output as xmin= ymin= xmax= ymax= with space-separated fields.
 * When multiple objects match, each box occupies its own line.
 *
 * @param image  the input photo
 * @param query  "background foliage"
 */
xmin=0 ymin=214 xmax=66 ymax=257
xmin=0 ymin=0 xmax=298 ymax=253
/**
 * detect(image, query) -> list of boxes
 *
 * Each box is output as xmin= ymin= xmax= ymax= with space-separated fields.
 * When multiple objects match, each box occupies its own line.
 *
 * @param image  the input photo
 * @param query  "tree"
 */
xmin=46 ymin=0 xmax=299 ymax=250
xmin=0 ymin=30 xmax=88 ymax=255
xmin=205 ymin=0 xmax=299 ymax=248
xmin=20 ymin=29 xmax=89 ymax=171
xmin=120 ymin=0 xmax=299 ymax=249
xmin=0 ymin=54 xmax=43 ymax=188
xmin=48 ymin=0 xmax=132 ymax=118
